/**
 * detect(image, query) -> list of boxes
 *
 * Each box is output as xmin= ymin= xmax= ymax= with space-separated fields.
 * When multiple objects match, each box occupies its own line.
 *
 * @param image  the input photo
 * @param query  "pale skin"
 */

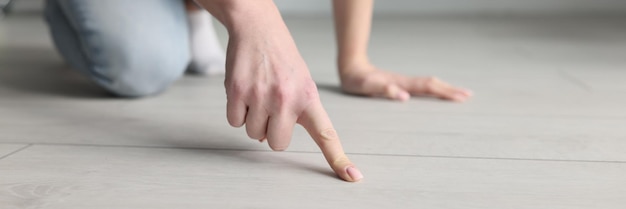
xmin=333 ymin=0 xmax=473 ymax=101
xmin=193 ymin=0 xmax=473 ymax=182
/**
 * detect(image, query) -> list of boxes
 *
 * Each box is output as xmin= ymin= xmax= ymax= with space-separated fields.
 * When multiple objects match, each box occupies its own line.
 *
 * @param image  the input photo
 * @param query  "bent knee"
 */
xmin=102 ymin=51 xmax=189 ymax=98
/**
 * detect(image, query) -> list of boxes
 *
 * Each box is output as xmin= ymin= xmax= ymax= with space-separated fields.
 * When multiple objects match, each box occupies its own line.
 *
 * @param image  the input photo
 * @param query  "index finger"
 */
xmin=298 ymin=101 xmax=363 ymax=182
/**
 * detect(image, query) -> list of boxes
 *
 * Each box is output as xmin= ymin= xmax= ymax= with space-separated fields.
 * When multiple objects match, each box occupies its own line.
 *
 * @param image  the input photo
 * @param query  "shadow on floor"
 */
xmin=0 ymin=45 xmax=336 ymax=178
xmin=316 ymin=82 xmax=451 ymax=103
xmin=315 ymin=83 xmax=372 ymax=100
xmin=169 ymin=143 xmax=338 ymax=180
xmin=315 ymin=83 xmax=344 ymax=95
xmin=0 ymin=46 xmax=114 ymax=98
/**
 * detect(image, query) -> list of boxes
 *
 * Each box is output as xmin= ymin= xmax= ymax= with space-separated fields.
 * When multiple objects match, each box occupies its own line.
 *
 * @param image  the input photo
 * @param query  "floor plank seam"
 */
xmin=558 ymin=70 xmax=593 ymax=92
xmin=0 ymin=143 xmax=32 ymax=160
xmin=0 ymin=142 xmax=31 ymax=146
xmin=345 ymin=113 xmax=626 ymax=120
xmin=350 ymin=152 xmax=626 ymax=164
xmin=18 ymin=142 xmax=626 ymax=164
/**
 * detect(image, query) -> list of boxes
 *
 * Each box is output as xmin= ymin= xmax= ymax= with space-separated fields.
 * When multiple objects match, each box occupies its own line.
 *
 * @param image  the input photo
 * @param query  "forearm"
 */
xmin=194 ymin=0 xmax=290 ymax=40
xmin=332 ymin=0 xmax=374 ymax=72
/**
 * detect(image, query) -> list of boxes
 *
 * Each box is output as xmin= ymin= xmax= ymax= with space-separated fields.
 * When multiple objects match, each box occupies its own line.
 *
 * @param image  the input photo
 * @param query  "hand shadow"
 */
xmin=0 ymin=46 xmax=337 ymax=180
xmin=315 ymin=82 xmax=370 ymax=99
xmin=169 ymin=142 xmax=338 ymax=181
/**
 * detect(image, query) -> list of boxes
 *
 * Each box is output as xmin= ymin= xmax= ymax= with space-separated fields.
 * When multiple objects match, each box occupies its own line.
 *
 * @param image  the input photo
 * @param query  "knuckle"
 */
xmin=385 ymin=84 xmax=397 ymax=94
xmin=250 ymin=85 xmax=266 ymax=101
xmin=246 ymin=129 xmax=265 ymax=140
xmin=271 ymin=84 xmax=291 ymax=104
xmin=319 ymin=128 xmax=339 ymax=142
xmin=226 ymin=82 xmax=246 ymax=98
xmin=331 ymin=154 xmax=351 ymax=167
xmin=251 ymin=85 xmax=263 ymax=95
xmin=302 ymin=82 xmax=319 ymax=101
xmin=419 ymin=76 xmax=439 ymax=92
xmin=228 ymin=119 xmax=244 ymax=128
xmin=424 ymin=76 xmax=440 ymax=86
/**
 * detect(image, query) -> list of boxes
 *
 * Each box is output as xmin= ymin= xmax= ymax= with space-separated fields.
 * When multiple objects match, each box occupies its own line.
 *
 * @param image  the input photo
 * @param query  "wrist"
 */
xmin=197 ymin=0 xmax=287 ymax=37
xmin=337 ymin=56 xmax=374 ymax=77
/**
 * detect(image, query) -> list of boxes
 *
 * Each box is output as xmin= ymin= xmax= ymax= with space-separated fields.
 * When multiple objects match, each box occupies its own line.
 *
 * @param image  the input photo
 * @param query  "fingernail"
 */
xmin=346 ymin=166 xmax=363 ymax=181
xmin=397 ymin=92 xmax=410 ymax=101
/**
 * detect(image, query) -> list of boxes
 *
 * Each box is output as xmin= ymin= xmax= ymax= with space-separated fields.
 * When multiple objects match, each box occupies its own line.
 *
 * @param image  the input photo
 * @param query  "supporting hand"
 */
xmin=340 ymin=64 xmax=472 ymax=102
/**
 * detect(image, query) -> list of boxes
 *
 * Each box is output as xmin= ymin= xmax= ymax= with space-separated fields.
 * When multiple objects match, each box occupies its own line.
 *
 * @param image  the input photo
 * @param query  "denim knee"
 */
xmin=103 ymin=45 xmax=190 ymax=98
xmin=43 ymin=0 xmax=191 ymax=98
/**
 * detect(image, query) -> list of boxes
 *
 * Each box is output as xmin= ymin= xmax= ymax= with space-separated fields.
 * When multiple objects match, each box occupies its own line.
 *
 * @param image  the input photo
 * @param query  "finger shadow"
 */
xmin=161 ymin=138 xmax=338 ymax=180
xmin=314 ymin=83 xmax=343 ymax=94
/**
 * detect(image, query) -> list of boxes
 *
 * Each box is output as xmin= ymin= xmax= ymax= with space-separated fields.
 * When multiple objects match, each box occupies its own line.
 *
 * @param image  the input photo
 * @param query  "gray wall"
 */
xmin=274 ymin=0 xmax=626 ymax=15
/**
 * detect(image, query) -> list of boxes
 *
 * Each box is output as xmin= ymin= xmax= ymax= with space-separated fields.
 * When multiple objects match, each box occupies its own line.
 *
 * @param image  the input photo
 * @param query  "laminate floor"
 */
xmin=1 ymin=13 xmax=625 ymax=209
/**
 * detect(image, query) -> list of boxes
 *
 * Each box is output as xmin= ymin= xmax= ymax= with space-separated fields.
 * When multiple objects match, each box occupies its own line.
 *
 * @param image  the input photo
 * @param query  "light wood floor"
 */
xmin=1 ymin=13 xmax=626 ymax=209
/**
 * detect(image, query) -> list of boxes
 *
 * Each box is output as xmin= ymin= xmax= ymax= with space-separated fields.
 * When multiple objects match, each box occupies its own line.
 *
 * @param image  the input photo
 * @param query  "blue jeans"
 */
xmin=44 ymin=0 xmax=191 ymax=97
